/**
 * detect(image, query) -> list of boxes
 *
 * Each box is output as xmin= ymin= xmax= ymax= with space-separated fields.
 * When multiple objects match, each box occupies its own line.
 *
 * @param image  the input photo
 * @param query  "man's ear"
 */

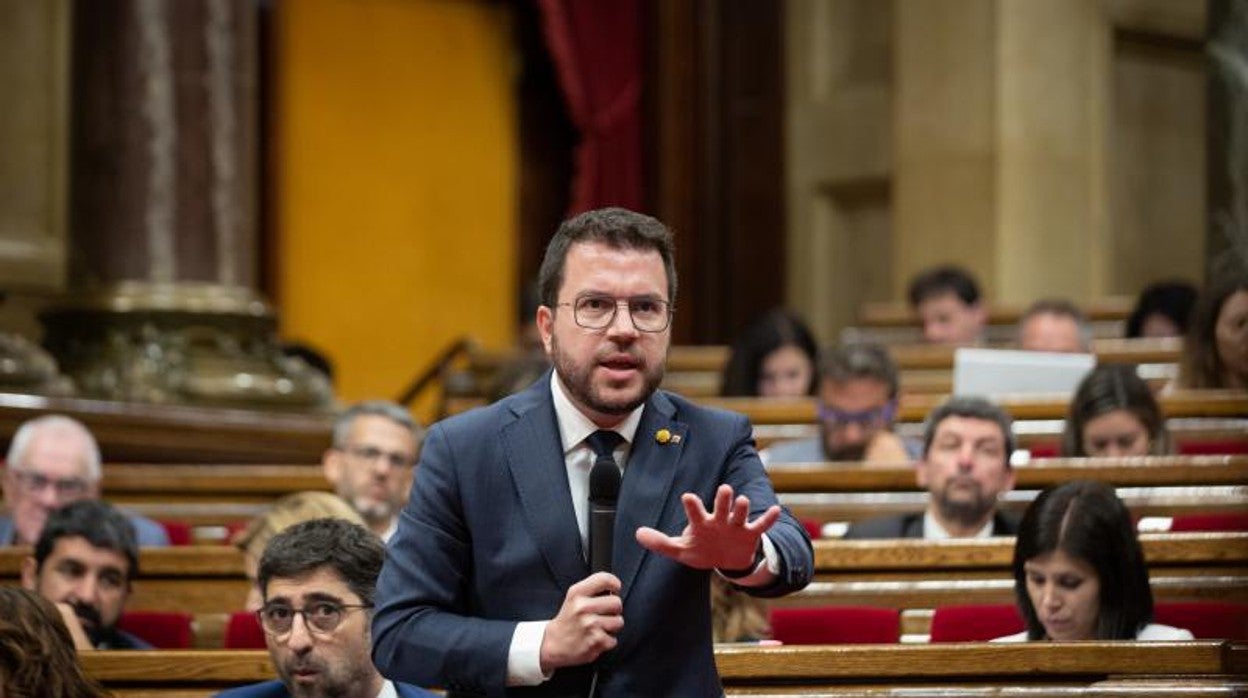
xmin=20 ymin=556 xmax=38 ymax=590
xmin=536 ymin=305 xmax=555 ymax=354
xmin=322 ymin=449 xmax=342 ymax=486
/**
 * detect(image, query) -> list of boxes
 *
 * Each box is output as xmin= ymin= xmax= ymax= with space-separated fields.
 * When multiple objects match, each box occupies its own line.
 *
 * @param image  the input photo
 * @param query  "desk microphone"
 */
xmin=588 ymin=458 xmax=621 ymax=574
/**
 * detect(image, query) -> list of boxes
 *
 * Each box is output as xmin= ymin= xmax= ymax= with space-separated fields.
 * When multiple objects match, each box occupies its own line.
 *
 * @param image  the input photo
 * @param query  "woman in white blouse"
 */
xmin=995 ymin=480 xmax=1192 ymax=642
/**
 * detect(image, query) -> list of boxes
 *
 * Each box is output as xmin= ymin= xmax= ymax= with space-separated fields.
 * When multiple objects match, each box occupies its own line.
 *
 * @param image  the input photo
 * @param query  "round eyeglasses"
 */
xmin=557 ymin=293 xmax=673 ymax=333
xmin=257 ymin=601 xmax=372 ymax=637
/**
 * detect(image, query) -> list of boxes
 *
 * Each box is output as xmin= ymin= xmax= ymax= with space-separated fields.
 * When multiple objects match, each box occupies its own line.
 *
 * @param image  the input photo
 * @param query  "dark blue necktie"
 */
xmin=585 ymin=430 xmax=624 ymax=477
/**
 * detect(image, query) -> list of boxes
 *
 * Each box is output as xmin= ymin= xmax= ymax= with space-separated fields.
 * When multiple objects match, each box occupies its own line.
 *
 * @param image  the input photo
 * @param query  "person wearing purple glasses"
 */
xmin=845 ymin=396 xmax=1019 ymax=539
xmin=761 ymin=343 xmax=918 ymax=465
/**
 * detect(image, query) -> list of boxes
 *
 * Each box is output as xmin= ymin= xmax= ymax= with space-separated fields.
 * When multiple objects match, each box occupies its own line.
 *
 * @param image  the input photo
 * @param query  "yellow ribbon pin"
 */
xmin=655 ymin=428 xmax=672 ymax=444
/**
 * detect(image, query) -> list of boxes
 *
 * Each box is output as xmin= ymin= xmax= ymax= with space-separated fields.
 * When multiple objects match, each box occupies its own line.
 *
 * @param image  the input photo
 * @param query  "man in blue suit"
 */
xmin=218 ymin=518 xmax=435 ymax=698
xmin=373 ymin=208 xmax=814 ymax=696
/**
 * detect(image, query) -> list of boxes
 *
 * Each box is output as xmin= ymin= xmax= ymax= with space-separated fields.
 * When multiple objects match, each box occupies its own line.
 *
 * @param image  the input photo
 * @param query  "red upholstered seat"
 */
xmin=800 ymin=518 xmax=823 ymax=540
xmin=117 ymin=611 xmax=193 ymax=648
xmin=225 ymin=610 xmax=267 ymax=649
xmin=769 ymin=606 xmax=899 ymax=644
xmin=929 ymin=604 xmax=1025 ymax=642
xmin=1168 ymin=512 xmax=1248 ymax=533
xmin=157 ymin=520 xmax=193 ymax=546
xmin=1177 ymin=439 xmax=1248 ymax=455
xmin=1154 ymin=602 xmax=1248 ymax=641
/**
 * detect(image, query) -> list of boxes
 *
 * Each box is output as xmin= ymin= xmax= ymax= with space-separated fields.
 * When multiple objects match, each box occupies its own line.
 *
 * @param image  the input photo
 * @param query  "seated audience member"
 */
xmin=995 ymin=479 xmax=1193 ymax=642
xmin=1 ymin=414 xmax=168 ymax=546
xmin=322 ymin=401 xmax=422 ymax=541
xmin=1017 ymin=299 xmax=1091 ymax=353
xmin=218 ymin=518 xmax=436 ymax=698
xmin=908 ymin=265 xmax=988 ymax=345
xmin=233 ymin=491 xmax=369 ymax=612
xmin=711 ymin=575 xmax=770 ymax=644
xmin=1126 ymin=281 xmax=1198 ymax=339
xmin=0 ymin=587 xmax=107 ymax=697
xmin=1062 ymin=365 xmax=1171 ymax=457
xmin=762 ymin=343 xmax=916 ymax=464
xmin=1178 ymin=273 xmax=1248 ymax=390
xmin=845 ymin=397 xmax=1017 ymax=539
xmin=721 ymin=309 xmax=819 ymax=397
xmin=20 ymin=500 xmax=151 ymax=650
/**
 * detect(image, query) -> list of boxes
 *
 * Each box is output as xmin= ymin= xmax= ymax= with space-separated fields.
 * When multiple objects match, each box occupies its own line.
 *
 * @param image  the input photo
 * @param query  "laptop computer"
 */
xmin=952 ymin=347 xmax=1096 ymax=398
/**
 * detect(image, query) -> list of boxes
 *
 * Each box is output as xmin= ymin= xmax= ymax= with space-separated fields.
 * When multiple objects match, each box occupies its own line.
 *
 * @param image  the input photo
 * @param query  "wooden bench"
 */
xmin=77 ymin=643 xmax=1248 ymax=696
xmin=0 ymin=392 xmax=333 ymax=463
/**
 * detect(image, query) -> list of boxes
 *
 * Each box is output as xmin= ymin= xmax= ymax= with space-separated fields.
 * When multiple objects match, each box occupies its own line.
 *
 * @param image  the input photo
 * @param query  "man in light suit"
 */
xmin=373 ymin=208 xmax=813 ymax=697
xmin=0 ymin=415 xmax=167 ymax=546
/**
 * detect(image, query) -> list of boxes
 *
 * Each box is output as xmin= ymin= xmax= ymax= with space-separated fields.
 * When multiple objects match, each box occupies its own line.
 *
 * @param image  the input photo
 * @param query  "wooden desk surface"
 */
xmin=0 ymin=392 xmax=333 ymax=463
xmin=767 ymin=455 xmax=1248 ymax=493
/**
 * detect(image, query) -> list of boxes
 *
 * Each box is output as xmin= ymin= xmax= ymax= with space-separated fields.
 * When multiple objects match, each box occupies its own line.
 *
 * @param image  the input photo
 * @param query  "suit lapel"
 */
xmin=614 ymin=392 xmax=684 ymax=602
xmin=501 ymin=378 xmax=588 ymax=588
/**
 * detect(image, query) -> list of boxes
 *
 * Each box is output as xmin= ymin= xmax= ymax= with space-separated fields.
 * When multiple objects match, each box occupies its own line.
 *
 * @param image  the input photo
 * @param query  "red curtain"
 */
xmin=537 ymin=0 xmax=644 ymax=214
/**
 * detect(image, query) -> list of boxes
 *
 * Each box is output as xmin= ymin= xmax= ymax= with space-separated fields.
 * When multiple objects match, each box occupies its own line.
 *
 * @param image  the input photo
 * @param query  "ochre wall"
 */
xmin=275 ymin=0 xmax=516 ymax=419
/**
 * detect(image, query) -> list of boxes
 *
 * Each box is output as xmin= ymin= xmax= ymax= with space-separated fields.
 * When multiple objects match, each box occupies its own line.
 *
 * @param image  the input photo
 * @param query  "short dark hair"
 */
xmin=908 ymin=265 xmax=981 ymax=307
xmin=921 ymin=396 xmax=1015 ymax=460
xmin=1012 ymin=480 xmax=1153 ymax=640
xmin=721 ymin=309 xmax=819 ymax=397
xmin=34 ymin=500 xmax=139 ymax=580
xmin=258 ymin=518 xmax=384 ymax=606
xmin=1062 ymin=365 xmax=1171 ymax=457
xmin=819 ymin=343 xmax=900 ymax=399
xmin=1125 ymin=281 xmax=1198 ymax=338
xmin=537 ymin=207 xmax=678 ymax=308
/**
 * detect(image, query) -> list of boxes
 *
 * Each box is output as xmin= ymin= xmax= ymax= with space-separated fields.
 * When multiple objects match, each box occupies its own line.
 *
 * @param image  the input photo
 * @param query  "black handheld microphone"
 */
xmin=588 ymin=458 xmax=621 ymax=574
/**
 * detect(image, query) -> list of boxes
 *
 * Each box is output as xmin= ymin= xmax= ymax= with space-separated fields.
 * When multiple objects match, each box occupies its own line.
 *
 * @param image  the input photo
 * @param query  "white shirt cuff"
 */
xmin=716 ymin=533 xmax=780 ymax=587
xmin=507 ymin=620 xmax=552 ymax=686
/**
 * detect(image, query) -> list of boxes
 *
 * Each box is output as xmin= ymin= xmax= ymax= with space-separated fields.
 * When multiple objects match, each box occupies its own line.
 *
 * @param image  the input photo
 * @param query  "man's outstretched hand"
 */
xmin=635 ymin=484 xmax=780 ymax=571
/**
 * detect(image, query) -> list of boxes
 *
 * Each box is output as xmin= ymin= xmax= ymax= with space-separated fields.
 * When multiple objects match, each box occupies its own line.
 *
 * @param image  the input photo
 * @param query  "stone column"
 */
xmin=40 ymin=0 xmax=330 ymax=409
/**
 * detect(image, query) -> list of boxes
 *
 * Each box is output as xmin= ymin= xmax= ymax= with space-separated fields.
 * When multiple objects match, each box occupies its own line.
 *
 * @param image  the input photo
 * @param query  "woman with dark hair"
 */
xmin=0 ymin=587 xmax=108 ymax=697
xmin=996 ymin=480 xmax=1192 ymax=641
xmin=1125 ymin=281 xmax=1198 ymax=339
xmin=1062 ymin=365 xmax=1172 ymax=457
xmin=721 ymin=309 xmax=819 ymax=397
xmin=1178 ymin=274 xmax=1248 ymax=390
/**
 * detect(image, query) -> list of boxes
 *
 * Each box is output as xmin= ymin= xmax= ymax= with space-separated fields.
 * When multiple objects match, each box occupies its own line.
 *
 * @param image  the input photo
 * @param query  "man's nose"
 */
xmin=842 ymin=422 xmax=865 ymax=443
xmin=34 ymin=484 xmax=62 ymax=508
xmin=71 ymin=577 xmax=101 ymax=605
xmin=605 ymin=302 xmax=639 ymax=338
xmin=285 ymin=613 xmax=315 ymax=652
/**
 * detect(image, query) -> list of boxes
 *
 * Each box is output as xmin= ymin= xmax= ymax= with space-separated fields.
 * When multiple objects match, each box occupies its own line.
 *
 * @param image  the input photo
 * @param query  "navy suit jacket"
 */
xmin=372 ymin=374 xmax=813 ymax=697
xmin=843 ymin=511 xmax=1020 ymax=539
xmin=215 ymin=679 xmax=434 ymax=697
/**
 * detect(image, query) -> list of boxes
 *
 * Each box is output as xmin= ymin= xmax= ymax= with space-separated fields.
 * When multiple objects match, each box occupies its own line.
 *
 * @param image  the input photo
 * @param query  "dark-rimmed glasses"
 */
xmin=257 ymin=601 xmax=372 ymax=636
xmin=5 ymin=468 xmax=92 ymax=499
xmin=817 ymin=401 xmax=897 ymax=430
xmin=557 ymin=293 xmax=673 ymax=333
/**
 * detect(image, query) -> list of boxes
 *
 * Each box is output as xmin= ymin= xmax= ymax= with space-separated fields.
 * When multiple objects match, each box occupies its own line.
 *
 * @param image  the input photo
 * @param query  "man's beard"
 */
xmin=933 ymin=478 xmax=995 ymax=528
xmin=278 ymin=652 xmax=375 ymax=698
xmin=550 ymin=334 xmax=664 ymax=417
xmin=348 ymin=494 xmax=395 ymax=525
xmin=824 ymin=440 xmax=867 ymax=461
xmin=69 ymin=600 xmax=107 ymax=646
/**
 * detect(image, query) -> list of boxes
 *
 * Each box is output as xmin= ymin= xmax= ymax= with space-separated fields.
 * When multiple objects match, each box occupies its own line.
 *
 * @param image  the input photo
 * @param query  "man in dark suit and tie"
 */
xmin=372 ymin=207 xmax=813 ymax=697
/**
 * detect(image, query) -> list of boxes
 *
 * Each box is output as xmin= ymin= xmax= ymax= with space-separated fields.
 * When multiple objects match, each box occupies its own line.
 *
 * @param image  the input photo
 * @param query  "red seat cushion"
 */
xmin=1154 ymin=602 xmax=1248 ymax=641
xmin=769 ymin=606 xmax=898 ymax=644
xmin=224 ymin=610 xmax=267 ymax=649
xmin=930 ymin=604 xmax=1025 ymax=642
xmin=1168 ymin=512 xmax=1248 ymax=533
xmin=800 ymin=518 xmax=823 ymax=540
xmin=117 ymin=611 xmax=193 ymax=648
xmin=157 ymin=520 xmax=193 ymax=546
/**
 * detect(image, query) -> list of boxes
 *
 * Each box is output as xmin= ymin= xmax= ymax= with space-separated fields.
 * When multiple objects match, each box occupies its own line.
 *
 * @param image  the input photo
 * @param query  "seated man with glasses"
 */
xmin=21 ymin=500 xmax=151 ymax=650
xmin=845 ymin=396 xmax=1019 ymax=539
xmin=1 ymin=415 xmax=167 ymax=546
xmin=762 ymin=343 xmax=918 ymax=465
xmin=322 ymin=401 xmax=422 ymax=542
xmin=219 ymin=517 xmax=436 ymax=698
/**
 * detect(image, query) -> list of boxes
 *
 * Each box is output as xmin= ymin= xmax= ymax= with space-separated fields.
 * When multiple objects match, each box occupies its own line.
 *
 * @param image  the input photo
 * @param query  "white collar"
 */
xmin=550 ymin=373 xmax=644 ymax=454
xmin=376 ymin=679 xmax=398 ymax=698
xmin=923 ymin=509 xmax=995 ymax=540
